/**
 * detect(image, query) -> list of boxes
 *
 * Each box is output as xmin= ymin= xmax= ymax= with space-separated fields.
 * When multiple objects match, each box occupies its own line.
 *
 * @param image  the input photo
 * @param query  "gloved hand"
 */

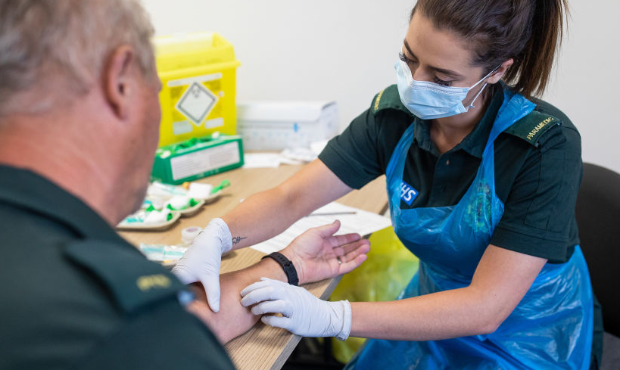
xmin=240 ymin=277 xmax=352 ymax=340
xmin=172 ymin=218 xmax=232 ymax=312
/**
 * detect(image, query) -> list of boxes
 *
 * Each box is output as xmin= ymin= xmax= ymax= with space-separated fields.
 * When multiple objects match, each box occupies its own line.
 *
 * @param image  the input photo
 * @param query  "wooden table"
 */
xmin=120 ymin=164 xmax=388 ymax=370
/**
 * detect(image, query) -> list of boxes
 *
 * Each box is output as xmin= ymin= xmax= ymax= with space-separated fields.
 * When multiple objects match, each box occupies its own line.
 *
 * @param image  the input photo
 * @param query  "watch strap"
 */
xmin=261 ymin=252 xmax=299 ymax=286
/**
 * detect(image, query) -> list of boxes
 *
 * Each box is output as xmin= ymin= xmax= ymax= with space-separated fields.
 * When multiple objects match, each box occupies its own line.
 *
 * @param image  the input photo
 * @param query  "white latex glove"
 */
xmin=172 ymin=218 xmax=232 ymax=312
xmin=240 ymin=278 xmax=352 ymax=340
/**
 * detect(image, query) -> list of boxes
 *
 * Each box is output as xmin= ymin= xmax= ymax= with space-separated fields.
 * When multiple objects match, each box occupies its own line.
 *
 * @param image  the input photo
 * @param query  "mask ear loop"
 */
xmin=466 ymin=65 xmax=502 ymax=109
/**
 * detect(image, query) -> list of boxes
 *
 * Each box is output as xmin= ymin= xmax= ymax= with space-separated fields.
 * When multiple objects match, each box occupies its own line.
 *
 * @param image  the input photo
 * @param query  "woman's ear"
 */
xmin=487 ymin=58 xmax=514 ymax=84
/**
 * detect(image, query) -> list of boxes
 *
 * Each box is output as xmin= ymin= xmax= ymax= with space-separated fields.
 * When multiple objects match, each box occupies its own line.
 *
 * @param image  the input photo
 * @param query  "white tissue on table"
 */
xmin=143 ymin=208 xmax=171 ymax=224
xmin=187 ymin=183 xmax=213 ymax=199
xmin=166 ymin=195 xmax=192 ymax=210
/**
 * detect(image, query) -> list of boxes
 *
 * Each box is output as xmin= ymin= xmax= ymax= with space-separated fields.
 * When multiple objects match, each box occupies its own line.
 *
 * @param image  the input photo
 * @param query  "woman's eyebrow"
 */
xmin=403 ymin=39 xmax=464 ymax=80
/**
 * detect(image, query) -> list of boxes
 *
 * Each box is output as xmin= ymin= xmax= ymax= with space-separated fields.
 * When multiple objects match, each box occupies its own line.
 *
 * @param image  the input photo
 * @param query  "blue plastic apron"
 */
xmin=346 ymin=88 xmax=593 ymax=370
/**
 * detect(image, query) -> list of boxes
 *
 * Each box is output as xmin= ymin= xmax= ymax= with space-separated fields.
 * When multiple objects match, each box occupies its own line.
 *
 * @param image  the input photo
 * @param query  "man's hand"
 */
xmin=172 ymin=218 xmax=232 ymax=312
xmin=280 ymin=220 xmax=370 ymax=284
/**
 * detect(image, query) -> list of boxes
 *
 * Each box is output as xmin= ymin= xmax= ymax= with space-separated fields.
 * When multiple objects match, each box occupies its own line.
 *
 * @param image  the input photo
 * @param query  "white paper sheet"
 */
xmin=250 ymin=202 xmax=392 ymax=254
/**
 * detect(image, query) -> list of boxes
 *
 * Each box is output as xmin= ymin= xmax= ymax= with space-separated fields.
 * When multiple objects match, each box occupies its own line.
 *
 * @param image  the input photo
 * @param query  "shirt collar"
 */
xmin=0 ymin=165 xmax=127 ymax=244
xmin=413 ymin=85 xmax=505 ymax=159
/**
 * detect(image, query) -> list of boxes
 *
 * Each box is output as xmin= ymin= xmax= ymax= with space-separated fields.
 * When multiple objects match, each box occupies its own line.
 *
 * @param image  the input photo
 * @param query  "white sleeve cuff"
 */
xmin=209 ymin=218 xmax=233 ymax=253
xmin=335 ymin=300 xmax=352 ymax=341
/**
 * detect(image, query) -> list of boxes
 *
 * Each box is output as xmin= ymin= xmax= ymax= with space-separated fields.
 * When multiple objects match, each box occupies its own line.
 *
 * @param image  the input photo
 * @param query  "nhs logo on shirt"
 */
xmin=400 ymin=181 xmax=418 ymax=206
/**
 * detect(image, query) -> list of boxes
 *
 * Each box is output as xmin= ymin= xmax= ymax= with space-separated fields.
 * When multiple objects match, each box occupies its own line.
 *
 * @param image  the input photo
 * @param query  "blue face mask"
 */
xmin=395 ymin=57 xmax=499 ymax=120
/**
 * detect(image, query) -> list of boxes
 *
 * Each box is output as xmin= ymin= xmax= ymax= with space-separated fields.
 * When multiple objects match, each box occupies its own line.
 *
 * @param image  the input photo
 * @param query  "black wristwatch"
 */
xmin=261 ymin=252 xmax=299 ymax=286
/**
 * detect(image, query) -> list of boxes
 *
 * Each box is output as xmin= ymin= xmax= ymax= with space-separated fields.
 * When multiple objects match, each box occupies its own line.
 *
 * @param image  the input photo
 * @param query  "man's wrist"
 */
xmin=259 ymin=258 xmax=288 ymax=282
xmin=279 ymin=248 xmax=305 ymax=284
xmin=261 ymin=252 xmax=299 ymax=286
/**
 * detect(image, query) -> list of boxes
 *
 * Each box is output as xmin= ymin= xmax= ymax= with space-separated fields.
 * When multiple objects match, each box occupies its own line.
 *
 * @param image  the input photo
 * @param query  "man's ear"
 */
xmin=487 ymin=58 xmax=514 ymax=84
xmin=103 ymin=45 xmax=136 ymax=120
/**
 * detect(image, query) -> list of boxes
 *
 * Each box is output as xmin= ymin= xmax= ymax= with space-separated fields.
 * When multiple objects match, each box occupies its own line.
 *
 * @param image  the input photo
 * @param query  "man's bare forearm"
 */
xmin=186 ymin=258 xmax=287 ymax=343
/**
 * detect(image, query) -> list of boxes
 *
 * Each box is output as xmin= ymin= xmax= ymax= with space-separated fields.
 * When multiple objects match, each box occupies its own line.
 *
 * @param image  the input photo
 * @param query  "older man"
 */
xmin=0 ymin=1 xmax=369 ymax=369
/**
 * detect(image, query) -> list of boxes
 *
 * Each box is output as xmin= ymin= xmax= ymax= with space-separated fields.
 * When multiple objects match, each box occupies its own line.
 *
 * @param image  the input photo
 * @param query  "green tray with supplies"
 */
xmin=151 ymin=134 xmax=244 ymax=185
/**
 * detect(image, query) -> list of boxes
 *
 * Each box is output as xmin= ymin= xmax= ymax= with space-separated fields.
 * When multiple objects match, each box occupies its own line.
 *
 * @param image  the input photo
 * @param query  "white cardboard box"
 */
xmin=237 ymin=101 xmax=339 ymax=151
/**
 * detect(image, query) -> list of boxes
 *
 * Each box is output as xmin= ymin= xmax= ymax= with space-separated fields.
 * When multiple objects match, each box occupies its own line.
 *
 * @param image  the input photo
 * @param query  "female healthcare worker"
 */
xmin=174 ymin=0 xmax=603 ymax=368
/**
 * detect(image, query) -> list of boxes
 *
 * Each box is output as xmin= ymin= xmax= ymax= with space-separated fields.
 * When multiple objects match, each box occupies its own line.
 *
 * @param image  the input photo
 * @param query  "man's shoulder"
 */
xmin=0 ymin=232 xmax=227 ymax=369
xmin=64 ymin=238 xmax=191 ymax=311
xmin=60 ymin=241 xmax=233 ymax=370
xmin=0 ymin=189 xmax=188 ymax=318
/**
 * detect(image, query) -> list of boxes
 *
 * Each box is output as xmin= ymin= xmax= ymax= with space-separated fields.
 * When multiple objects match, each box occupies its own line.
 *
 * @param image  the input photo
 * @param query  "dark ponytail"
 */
xmin=412 ymin=0 xmax=569 ymax=98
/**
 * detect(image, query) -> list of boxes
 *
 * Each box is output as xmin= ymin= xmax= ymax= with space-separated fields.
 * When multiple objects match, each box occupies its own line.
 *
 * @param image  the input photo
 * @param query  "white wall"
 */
xmin=143 ymin=0 xmax=620 ymax=173
xmin=544 ymin=0 xmax=620 ymax=173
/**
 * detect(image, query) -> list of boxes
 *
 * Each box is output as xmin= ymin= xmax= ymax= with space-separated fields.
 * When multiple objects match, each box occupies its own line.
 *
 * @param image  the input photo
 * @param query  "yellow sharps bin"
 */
xmin=154 ymin=32 xmax=241 ymax=147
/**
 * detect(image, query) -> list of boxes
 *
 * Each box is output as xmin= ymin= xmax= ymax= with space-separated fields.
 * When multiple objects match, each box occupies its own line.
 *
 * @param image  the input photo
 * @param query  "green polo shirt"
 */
xmin=320 ymin=84 xmax=582 ymax=263
xmin=0 ymin=165 xmax=235 ymax=370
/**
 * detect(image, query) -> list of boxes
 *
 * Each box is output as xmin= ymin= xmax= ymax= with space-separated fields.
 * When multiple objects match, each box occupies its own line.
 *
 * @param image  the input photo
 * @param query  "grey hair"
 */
xmin=0 ymin=0 xmax=155 ymax=116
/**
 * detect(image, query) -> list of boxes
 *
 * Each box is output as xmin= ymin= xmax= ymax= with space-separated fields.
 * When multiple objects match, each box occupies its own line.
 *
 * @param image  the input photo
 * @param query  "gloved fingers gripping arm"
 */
xmin=179 ymin=221 xmax=362 ymax=342
xmin=183 ymin=247 xmax=354 ymax=344
xmin=174 ymin=214 xmax=369 ymax=314
xmin=240 ymin=278 xmax=352 ymax=340
xmin=172 ymin=218 xmax=232 ymax=312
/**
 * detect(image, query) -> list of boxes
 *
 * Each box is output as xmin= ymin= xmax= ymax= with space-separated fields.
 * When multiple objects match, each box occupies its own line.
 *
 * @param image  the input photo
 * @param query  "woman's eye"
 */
xmin=399 ymin=52 xmax=418 ymax=65
xmin=433 ymin=76 xmax=452 ymax=87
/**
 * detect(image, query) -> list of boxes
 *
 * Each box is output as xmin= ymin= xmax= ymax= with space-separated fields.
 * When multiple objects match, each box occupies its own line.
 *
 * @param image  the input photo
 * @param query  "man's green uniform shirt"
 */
xmin=319 ymin=84 xmax=603 ymax=367
xmin=0 ymin=166 xmax=236 ymax=370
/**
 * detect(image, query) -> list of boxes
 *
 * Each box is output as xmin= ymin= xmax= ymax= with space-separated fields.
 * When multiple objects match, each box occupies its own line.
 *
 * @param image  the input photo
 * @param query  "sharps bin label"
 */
xmin=175 ymin=82 xmax=218 ymax=126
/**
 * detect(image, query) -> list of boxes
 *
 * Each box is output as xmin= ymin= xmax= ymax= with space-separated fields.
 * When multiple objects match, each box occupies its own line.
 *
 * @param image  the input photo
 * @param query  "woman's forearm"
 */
xmin=221 ymin=186 xmax=302 ymax=250
xmin=350 ymin=246 xmax=547 ymax=341
xmin=350 ymin=286 xmax=499 ymax=341
xmin=222 ymin=160 xmax=353 ymax=250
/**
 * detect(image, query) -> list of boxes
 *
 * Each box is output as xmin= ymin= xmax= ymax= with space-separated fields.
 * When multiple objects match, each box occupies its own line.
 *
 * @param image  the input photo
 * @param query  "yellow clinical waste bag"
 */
xmin=330 ymin=226 xmax=419 ymax=363
xmin=154 ymin=32 xmax=241 ymax=147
